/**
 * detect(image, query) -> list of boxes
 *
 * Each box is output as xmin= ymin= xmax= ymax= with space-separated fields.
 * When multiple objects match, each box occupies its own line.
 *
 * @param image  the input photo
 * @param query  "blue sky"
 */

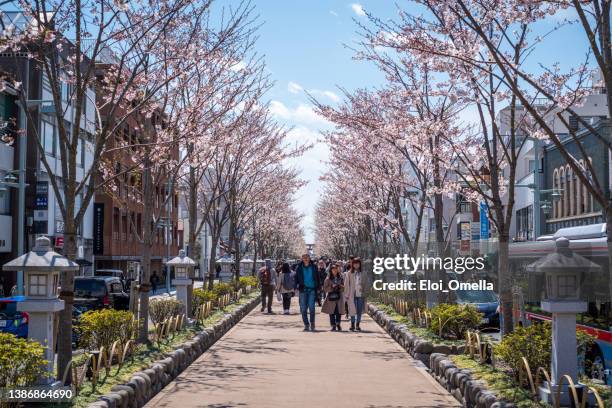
xmin=245 ymin=1 xmax=394 ymax=243
xmin=243 ymin=1 xmax=590 ymax=244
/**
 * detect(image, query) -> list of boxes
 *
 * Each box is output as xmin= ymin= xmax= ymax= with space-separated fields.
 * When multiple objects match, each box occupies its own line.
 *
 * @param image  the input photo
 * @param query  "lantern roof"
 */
xmin=3 ymin=236 xmax=79 ymax=272
xmin=167 ymin=249 xmax=196 ymax=267
xmin=527 ymin=237 xmax=601 ymax=274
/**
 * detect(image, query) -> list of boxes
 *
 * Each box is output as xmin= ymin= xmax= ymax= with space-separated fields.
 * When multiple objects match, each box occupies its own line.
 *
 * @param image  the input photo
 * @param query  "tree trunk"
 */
xmin=186 ymin=167 xmax=197 ymax=317
xmin=138 ymin=163 xmax=153 ymax=344
xmin=606 ymin=207 xmax=612 ymax=325
xmin=234 ymin=231 xmax=241 ymax=282
xmin=498 ymin=234 xmax=513 ymax=335
xmin=208 ymin=232 xmax=219 ymax=290
xmin=57 ymin=216 xmax=76 ymax=382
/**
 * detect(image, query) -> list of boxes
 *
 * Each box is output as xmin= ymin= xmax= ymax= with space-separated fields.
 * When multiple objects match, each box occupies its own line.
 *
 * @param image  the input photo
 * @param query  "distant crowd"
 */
xmin=257 ymin=254 xmax=365 ymax=332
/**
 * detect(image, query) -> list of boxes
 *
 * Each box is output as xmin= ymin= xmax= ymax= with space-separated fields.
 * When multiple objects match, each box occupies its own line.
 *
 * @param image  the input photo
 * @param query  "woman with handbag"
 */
xmin=321 ymin=263 xmax=345 ymax=331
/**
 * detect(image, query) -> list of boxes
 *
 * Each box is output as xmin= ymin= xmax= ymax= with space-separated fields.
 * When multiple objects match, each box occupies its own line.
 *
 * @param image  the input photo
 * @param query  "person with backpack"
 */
xmin=257 ymin=259 xmax=277 ymax=314
xmin=295 ymin=253 xmax=321 ymax=331
xmin=321 ymin=263 xmax=345 ymax=331
xmin=276 ymin=262 xmax=295 ymax=314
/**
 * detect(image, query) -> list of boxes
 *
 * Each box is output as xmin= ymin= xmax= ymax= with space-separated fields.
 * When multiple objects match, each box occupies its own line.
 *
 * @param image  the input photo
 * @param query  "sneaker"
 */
xmin=310 ymin=324 xmax=316 ymax=331
xmin=283 ymin=310 xmax=290 ymax=315
xmin=268 ymin=310 xmax=275 ymax=314
xmin=331 ymin=326 xmax=337 ymax=331
xmin=303 ymin=325 xmax=310 ymax=331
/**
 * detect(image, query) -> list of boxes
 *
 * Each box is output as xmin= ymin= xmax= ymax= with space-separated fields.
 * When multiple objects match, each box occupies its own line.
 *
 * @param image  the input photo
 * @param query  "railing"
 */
xmin=464 ymin=331 xmax=605 ymax=408
xmin=378 ymin=293 xmax=606 ymax=408
xmin=61 ymin=339 xmax=136 ymax=395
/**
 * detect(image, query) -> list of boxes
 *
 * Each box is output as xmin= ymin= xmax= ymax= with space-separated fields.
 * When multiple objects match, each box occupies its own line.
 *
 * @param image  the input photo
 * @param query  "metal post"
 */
xmin=165 ymin=177 xmax=172 ymax=293
xmin=533 ymin=139 xmax=540 ymax=240
xmin=16 ymin=101 xmax=27 ymax=295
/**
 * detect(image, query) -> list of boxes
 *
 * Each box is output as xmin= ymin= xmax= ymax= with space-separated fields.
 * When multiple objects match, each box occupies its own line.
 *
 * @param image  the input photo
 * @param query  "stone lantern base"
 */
xmin=17 ymin=298 xmax=64 ymax=383
xmin=172 ymin=278 xmax=193 ymax=314
xmin=539 ymin=382 xmax=593 ymax=406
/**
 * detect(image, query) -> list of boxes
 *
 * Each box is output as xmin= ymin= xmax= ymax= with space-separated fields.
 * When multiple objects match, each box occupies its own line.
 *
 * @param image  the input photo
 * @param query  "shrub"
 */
xmin=0 ymin=333 xmax=48 ymax=388
xmin=237 ymin=276 xmax=258 ymax=289
xmin=149 ymin=298 xmax=185 ymax=325
xmin=430 ymin=303 xmax=482 ymax=339
xmin=212 ymin=282 xmax=233 ymax=298
xmin=192 ymin=288 xmax=216 ymax=315
xmin=494 ymin=321 xmax=594 ymax=379
xmin=77 ymin=309 xmax=135 ymax=351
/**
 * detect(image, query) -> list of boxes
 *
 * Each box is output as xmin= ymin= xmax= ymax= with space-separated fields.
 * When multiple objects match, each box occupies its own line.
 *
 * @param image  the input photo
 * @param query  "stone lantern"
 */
xmin=240 ymin=257 xmax=253 ymax=276
xmin=167 ymin=249 xmax=196 ymax=314
xmin=2 ymin=236 xmax=78 ymax=381
xmin=527 ymin=237 xmax=600 ymax=405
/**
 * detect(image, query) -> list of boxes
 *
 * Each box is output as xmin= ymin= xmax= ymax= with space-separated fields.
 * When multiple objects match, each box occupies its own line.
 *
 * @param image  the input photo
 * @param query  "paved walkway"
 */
xmin=145 ymin=300 xmax=460 ymax=408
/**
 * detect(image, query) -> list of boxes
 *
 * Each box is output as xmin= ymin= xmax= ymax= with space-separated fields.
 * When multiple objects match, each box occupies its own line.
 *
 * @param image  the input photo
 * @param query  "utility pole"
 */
xmin=15 ymin=60 xmax=30 ymax=295
xmin=165 ymin=177 xmax=173 ymax=293
xmin=533 ymin=138 xmax=541 ymax=240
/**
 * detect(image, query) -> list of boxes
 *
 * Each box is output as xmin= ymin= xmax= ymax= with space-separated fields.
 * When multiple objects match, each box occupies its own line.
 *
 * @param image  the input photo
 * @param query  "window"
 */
xmin=29 ymin=274 xmax=48 ymax=296
xmin=41 ymin=120 xmax=55 ymax=155
xmin=77 ymin=138 xmax=84 ymax=167
xmin=515 ymin=205 xmax=533 ymax=241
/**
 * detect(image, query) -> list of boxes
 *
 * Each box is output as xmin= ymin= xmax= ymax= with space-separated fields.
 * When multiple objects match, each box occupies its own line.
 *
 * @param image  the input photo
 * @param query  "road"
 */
xmin=145 ymin=299 xmax=460 ymax=408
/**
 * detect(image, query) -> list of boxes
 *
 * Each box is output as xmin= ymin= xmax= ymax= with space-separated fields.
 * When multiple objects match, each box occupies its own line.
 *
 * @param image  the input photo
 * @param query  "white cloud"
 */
xmin=330 ymin=10 xmax=338 ymax=17
xmin=284 ymin=126 xmax=330 ymax=243
xmin=350 ymin=3 xmax=366 ymax=17
xmin=270 ymin=100 xmax=331 ymax=126
xmin=287 ymin=81 xmax=339 ymax=102
xmin=230 ymin=60 xmax=246 ymax=72
xmin=288 ymin=81 xmax=303 ymax=94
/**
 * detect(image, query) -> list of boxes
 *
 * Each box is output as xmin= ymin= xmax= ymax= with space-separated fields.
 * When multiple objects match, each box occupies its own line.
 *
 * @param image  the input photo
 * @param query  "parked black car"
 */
xmin=73 ymin=276 xmax=129 ymax=313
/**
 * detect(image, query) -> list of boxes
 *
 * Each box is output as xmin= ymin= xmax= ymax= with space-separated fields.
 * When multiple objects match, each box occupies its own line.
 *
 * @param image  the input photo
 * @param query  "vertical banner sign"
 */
xmin=480 ymin=201 xmax=489 ymax=240
xmin=93 ymin=203 xmax=104 ymax=255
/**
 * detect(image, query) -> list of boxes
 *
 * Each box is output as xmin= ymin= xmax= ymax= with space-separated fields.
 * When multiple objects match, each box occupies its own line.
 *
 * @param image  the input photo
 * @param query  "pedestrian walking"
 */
xmin=317 ymin=259 xmax=327 ymax=305
xmin=276 ymin=262 xmax=295 ymax=314
xmin=295 ymin=253 xmax=321 ymax=331
xmin=215 ymin=263 xmax=221 ymax=278
xmin=257 ymin=259 xmax=277 ymax=314
xmin=150 ymin=271 xmax=160 ymax=294
xmin=344 ymin=257 xmax=364 ymax=331
xmin=321 ymin=263 xmax=345 ymax=331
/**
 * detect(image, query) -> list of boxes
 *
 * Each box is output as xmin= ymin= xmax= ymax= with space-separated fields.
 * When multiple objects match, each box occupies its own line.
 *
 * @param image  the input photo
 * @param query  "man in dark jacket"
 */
xmin=295 ymin=254 xmax=321 ymax=331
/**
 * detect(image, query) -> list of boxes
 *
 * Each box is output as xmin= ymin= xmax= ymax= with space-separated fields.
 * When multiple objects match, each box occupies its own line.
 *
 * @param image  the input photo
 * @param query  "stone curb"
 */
xmin=368 ymin=303 xmax=515 ymax=408
xmin=88 ymin=295 xmax=261 ymax=408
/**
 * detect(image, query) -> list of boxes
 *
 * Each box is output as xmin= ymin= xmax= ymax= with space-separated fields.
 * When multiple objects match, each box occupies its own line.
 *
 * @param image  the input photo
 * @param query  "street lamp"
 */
xmin=2 ymin=236 xmax=78 ymax=382
xmin=167 ymin=249 xmax=196 ymax=315
xmin=527 ymin=237 xmax=600 ymax=405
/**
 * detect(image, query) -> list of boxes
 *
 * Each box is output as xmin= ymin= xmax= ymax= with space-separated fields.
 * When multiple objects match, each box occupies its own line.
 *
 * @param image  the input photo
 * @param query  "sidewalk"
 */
xmin=145 ymin=300 xmax=460 ymax=408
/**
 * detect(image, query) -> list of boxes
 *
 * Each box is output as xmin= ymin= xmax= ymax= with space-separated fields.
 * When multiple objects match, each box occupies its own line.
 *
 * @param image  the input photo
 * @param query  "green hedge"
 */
xmin=429 ymin=303 xmax=482 ymax=339
xmin=77 ymin=309 xmax=135 ymax=351
xmin=150 ymin=298 xmax=185 ymax=324
xmin=494 ymin=321 xmax=594 ymax=378
xmin=0 ymin=333 xmax=48 ymax=388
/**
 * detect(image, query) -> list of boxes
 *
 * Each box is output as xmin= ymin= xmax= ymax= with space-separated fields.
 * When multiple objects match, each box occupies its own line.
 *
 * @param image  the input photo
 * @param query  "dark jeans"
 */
xmin=350 ymin=297 xmax=364 ymax=326
xmin=329 ymin=304 xmax=341 ymax=327
xmin=282 ymin=292 xmax=292 ymax=310
xmin=299 ymin=288 xmax=316 ymax=327
xmin=261 ymin=284 xmax=274 ymax=312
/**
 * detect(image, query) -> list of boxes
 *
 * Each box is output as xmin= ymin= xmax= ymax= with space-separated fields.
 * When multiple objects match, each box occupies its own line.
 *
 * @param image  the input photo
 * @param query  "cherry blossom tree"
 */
xmin=3 ymin=0 xmax=262 ymax=377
